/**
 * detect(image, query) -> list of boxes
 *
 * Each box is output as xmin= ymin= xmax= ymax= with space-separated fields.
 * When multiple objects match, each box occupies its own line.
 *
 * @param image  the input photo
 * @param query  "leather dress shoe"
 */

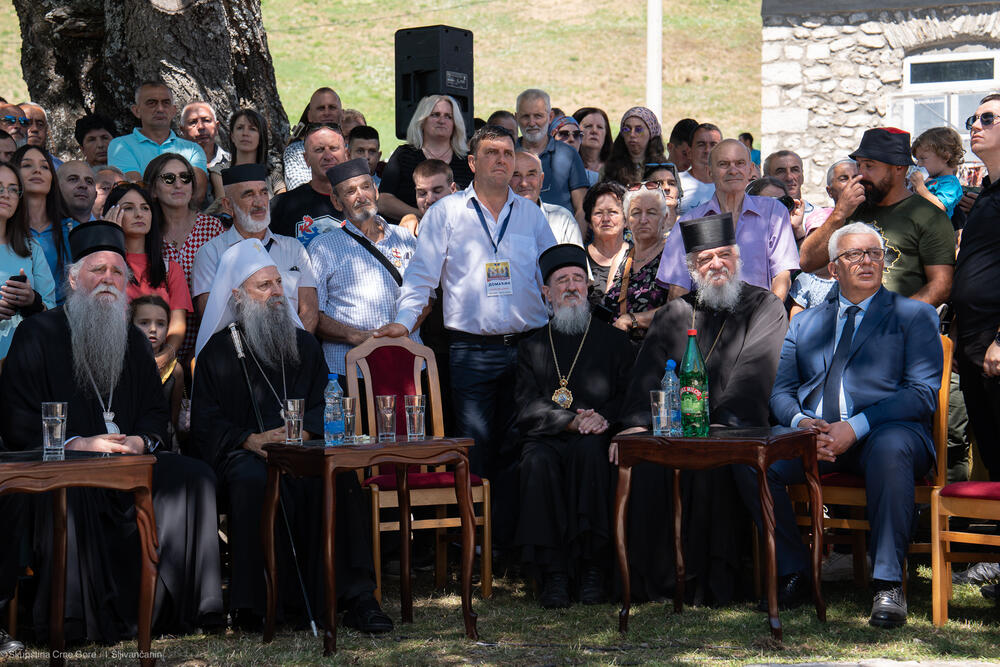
xmin=540 ymin=572 xmax=570 ymax=609
xmin=756 ymin=570 xmax=810 ymax=612
xmin=342 ymin=593 xmax=394 ymax=634
xmin=0 ymin=628 xmax=23 ymax=656
xmin=869 ymin=584 xmax=907 ymax=628
xmin=579 ymin=565 xmax=604 ymax=605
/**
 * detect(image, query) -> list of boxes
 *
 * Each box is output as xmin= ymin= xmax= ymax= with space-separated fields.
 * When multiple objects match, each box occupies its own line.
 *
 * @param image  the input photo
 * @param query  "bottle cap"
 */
xmin=687 ymin=329 xmax=697 ymax=336
xmin=666 ymin=359 xmax=676 ymax=370
xmin=328 ymin=373 xmax=337 ymax=380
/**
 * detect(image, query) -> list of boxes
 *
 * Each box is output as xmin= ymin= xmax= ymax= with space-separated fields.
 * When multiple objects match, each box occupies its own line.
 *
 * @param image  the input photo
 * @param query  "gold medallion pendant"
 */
xmin=548 ymin=319 xmax=591 ymax=409
xmin=551 ymin=380 xmax=574 ymax=408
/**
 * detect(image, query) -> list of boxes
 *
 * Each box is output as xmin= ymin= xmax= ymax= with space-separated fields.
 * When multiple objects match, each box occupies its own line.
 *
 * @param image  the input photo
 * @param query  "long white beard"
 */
xmin=65 ymin=284 xmax=129 ymax=396
xmin=691 ymin=263 xmax=743 ymax=312
xmin=235 ymin=293 xmax=300 ymax=370
xmin=235 ymin=204 xmax=270 ymax=234
xmin=550 ymin=299 xmax=591 ymax=335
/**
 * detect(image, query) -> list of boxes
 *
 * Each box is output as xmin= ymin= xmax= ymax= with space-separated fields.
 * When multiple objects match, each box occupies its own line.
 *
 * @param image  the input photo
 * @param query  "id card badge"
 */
xmin=485 ymin=260 xmax=513 ymax=297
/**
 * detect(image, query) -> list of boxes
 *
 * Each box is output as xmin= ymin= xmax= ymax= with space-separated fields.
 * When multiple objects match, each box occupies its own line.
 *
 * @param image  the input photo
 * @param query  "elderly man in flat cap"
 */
xmin=308 ymin=157 xmax=422 ymax=387
xmin=0 ymin=221 xmax=224 ymax=643
xmin=192 ymin=163 xmax=318 ymax=333
xmin=614 ymin=212 xmax=788 ymax=607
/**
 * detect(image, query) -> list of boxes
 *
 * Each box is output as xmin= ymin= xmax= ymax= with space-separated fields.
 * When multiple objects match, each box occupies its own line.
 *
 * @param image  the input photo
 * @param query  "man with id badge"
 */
xmin=377 ymin=125 xmax=557 ymax=548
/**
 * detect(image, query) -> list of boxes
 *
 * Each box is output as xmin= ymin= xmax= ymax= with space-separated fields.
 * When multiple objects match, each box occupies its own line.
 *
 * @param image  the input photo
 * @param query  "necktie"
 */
xmin=822 ymin=305 xmax=860 ymax=423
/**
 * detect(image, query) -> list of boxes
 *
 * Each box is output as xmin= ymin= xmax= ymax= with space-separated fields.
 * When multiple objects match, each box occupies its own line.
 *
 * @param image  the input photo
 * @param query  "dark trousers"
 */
xmin=734 ymin=421 xmax=933 ymax=583
xmin=958 ymin=328 xmax=1000 ymax=480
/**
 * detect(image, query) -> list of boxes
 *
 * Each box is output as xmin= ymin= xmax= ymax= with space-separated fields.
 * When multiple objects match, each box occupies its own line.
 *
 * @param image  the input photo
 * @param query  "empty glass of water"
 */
xmin=404 ymin=395 xmax=426 ymax=441
xmin=283 ymin=398 xmax=304 ymax=445
xmin=341 ymin=396 xmax=357 ymax=445
xmin=42 ymin=402 xmax=67 ymax=461
xmin=375 ymin=395 xmax=396 ymax=442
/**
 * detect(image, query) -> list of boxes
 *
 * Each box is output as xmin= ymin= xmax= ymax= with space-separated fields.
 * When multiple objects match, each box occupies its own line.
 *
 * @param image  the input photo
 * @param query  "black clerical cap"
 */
xmin=849 ymin=127 xmax=913 ymax=166
xmin=221 ymin=163 xmax=268 ymax=186
xmin=539 ymin=243 xmax=588 ymax=282
xmin=326 ymin=157 xmax=370 ymax=188
xmin=68 ymin=220 xmax=126 ymax=262
xmin=679 ymin=212 xmax=736 ymax=254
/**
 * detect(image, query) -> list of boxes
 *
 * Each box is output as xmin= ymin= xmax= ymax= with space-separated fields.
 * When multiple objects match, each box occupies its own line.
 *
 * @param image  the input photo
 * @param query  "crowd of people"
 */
xmin=0 ymin=77 xmax=998 ymax=652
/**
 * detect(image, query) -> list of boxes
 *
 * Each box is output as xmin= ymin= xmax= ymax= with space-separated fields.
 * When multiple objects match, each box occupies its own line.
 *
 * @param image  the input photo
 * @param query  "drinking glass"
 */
xmin=283 ymin=398 xmax=304 ymax=444
xmin=650 ymin=390 xmax=668 ymax=436
xmin=404 ymin=395 xmax=426 ymax=442
xmin=42 ymin=401 xmax=67 ymax=461
xmin=375 ymin=395 xmax=396 ymax=442
xmin=341 ymin=396 xmax=357 ymax=445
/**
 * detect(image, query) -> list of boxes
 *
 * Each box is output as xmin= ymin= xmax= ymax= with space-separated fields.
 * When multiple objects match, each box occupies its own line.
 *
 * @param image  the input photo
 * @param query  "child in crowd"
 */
xmin=910 ymin=127 xmax=965 ymax=218
xmin=131 ymin=294 xmax=184 ymax=444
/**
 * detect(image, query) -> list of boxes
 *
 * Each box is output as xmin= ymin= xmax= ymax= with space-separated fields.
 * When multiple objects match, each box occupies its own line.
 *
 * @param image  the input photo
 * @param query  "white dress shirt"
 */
xmin=394 ymin=182 xmax=557 ymax=335
xmin=541 ymin=201 xmax=584 ymax=247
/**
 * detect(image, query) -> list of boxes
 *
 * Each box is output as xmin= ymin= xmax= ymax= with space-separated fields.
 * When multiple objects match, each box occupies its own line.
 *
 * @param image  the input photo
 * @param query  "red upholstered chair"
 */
xmin=788 ymin=335 xmax=952 ymax=588
xmin=931 ymin=481 xmax=1000 ymax=625
xmin=344 ymin=336 xmax=492 ymax=602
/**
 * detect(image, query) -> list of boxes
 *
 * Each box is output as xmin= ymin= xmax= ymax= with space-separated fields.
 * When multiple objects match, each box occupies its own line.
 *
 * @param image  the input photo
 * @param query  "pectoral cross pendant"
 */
xmin=104 ymin=411 xmax=120 ymax=434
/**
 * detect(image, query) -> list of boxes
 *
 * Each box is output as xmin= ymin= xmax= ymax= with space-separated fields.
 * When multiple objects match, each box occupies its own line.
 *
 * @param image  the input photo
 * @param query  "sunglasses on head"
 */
xmin=158 ymin=171 xmax=193 ymax=185
xmin=966 ymin=111 xmax=1000 ymax=130
xmin=627 ymin=181 xmax=662 ymax=191
xmin=556 ymin=130 xmax=583 ymax=140
xmin=0 ymin=115 xmax=28 ymax=126
xmin=644 ymin=162 xmax=676 ymax=170
xmin=113 ymin=180 xmax=148 ymax=190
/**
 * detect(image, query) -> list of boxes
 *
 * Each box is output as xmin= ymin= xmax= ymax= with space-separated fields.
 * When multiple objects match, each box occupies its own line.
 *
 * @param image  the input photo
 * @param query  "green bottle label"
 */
xmin=680 ymin=386 xmax=704 ymax=413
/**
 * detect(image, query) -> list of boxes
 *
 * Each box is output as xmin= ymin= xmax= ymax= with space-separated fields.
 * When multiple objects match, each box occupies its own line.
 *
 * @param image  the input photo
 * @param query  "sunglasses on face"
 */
xmin=0 ymin=116 xmax=28 ymax=126
xmin=158 ymin=171 xmax=193 ymax=185
xmin=966 ymin=111 xmax=1000 ymax=130
xmin=556 ymin=130 xmax=583 ymax=140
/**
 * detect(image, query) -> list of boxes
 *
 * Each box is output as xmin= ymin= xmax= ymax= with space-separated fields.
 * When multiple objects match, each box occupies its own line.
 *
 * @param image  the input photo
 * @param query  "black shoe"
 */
xmin=953 ymin=562 xmax=1000 ymax=586
xmin=540 ymin=572 xmax=570 ymax=609
xmin=756 ymin=570 xmax=810 ymax=612
xmin=869 ymin=584 xmax=907 ymax=628
xmin=579 ymin=566 xmax=605 ymax=605
xmin=0 ymin=628 xmax=21 ymax=656
xmin=342 ymin=594 xmax=393 ymax=634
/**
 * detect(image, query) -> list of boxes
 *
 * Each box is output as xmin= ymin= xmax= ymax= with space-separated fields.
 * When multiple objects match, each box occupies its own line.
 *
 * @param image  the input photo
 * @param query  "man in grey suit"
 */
xmin=735 ymin=221 xmax=943 ymax=628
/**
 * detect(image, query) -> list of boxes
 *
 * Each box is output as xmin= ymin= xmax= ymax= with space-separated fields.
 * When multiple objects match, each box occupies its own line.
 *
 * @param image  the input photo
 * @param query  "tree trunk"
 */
xmin=12 ymin=0 xmax=288 ymax=163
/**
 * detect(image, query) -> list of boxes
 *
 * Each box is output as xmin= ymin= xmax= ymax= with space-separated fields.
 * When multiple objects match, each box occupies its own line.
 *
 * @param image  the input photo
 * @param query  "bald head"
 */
xmin=511 ymin=150 xmax=544 ymax=202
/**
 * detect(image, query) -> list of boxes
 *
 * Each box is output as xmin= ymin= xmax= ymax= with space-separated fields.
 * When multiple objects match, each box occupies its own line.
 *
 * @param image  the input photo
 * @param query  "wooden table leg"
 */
xmin=323 ymin=466 xmax=338 ymax=655
xmin=756 ymin=464 xmax=782 ymax=642
xmin=396 ymin=464 xmax=412 ymax=623
xmin=454 ymin=457 xmax=478 ymax=639
xmin=802 ymin=445 xmax=827 ymax=622
xmin=133 ymin=484 xmax=160 ymax=667
xmin=50 ymin=488 xmax=66 ymax=667
xmin=261 ymin=465 xmax=280 ymax=644
xmin=672 ymin=468 xmax=684 ymax=615
xmin=614 ymin=465 xmax=632 ymax=634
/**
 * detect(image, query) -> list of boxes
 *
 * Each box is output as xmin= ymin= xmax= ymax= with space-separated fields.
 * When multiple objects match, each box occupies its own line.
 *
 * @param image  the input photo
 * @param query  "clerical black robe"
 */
xmin=514 ymin=318 xmax=634 ymax=580
xmin=190 ymin=326 xmax=374 ymax=619
xmin=619 ymin=283 xmax=787 ymax=604
xmin=0 ymin=307 xmax=223 ymax=643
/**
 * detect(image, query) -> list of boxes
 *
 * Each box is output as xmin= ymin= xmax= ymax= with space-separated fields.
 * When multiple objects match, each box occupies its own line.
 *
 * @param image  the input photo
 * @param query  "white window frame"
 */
xmin=902 ymin=50 xmax=1000 ymax=91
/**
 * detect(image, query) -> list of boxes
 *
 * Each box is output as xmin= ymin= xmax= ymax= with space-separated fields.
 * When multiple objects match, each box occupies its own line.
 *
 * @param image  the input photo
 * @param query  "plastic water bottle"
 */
xmin=660 ymin=360 xmax=683 ymax=437
xmin=324 ymin=374 xmax=344 ymax=446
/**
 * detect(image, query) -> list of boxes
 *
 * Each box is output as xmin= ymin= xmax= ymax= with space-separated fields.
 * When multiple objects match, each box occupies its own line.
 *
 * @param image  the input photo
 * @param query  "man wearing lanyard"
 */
xmin=377 ymin=125 xmax=557 ymax=548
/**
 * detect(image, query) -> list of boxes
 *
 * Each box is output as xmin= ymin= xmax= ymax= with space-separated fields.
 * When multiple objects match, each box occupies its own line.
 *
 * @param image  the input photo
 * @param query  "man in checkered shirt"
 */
xmin=308 ymin=158 xmax=424 ymax=385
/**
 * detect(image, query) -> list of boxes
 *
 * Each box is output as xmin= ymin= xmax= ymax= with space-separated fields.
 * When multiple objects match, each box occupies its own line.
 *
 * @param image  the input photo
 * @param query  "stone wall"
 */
xmin=760 ymin=4 xmax=1000 ymax=203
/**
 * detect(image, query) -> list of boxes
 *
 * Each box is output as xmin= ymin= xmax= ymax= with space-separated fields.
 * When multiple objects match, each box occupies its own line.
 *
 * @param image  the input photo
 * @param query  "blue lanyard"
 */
xmin=471 ymin=198 xmax=512 ymax=255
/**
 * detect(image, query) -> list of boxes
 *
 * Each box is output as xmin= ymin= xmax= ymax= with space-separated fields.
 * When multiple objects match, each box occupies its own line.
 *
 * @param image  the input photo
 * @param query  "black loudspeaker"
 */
xmin=395 ymin=25 xmax=474 ymax=140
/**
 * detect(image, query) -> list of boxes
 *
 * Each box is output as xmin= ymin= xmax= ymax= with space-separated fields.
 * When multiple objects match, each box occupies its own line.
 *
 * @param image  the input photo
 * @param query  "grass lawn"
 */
xmin=19 ymin=561 xmax=1000 ymax=665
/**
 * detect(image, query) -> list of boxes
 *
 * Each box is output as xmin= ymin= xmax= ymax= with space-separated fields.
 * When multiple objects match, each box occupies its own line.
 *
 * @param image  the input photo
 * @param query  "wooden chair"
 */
xmin=345 ymin=336 xmax=492 ymax=602
xmin=788 ymin=335 xmax=952 ymax=587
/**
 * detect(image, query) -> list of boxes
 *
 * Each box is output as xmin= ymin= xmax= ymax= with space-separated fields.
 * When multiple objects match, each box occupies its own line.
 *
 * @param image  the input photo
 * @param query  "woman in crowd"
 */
xmin=551 ymin=116 xmax=599 ymax=185
xmin=104 ymin=181 xmax=191 ymax=374
xmin=602 ymin=106 xmax=667 ymax=188
xmin=642 ymin=162 xmax=683 ymax=238
xmin=143 ymin=152 xmax=223 ymax=359
xmin=283 ymin=86 xmax=342 ymax=191
xmin=378 ymin=94 xmax=473 ymax=222
xmin=583 ymin=181 xmax=628 ymax=306
xmin=0 ymin=162 xmax=54 ymax=361
xmin=573 ymin=107 xmax=612 ymax=179
xmin=13 ymin=145 xmax=73 ymax=303
xmin=746 ymin=176 xmax=803 ymax=240
xmin=603 ymin=183 xmax=670 ymax=345
xmin=210 ymin=108 xmax=283 ymax=199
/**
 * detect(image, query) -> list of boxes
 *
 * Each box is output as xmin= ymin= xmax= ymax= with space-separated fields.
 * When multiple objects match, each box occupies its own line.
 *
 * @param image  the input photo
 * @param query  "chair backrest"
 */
xmin=932 ymin=334 xmax=953 ymax=487
xmin=344 ymin=336 xmax=444 ymax=438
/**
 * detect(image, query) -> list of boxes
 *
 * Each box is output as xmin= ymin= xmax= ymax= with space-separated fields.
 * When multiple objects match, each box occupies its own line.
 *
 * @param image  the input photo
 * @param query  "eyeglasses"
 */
xmin=0 ymin=115 xmax=28 ymax=127
xmin=555 ymin=130 xmax=583 ymax=140
xmin=835 ymin=247 xmax=886 ymax=264
xmin=627 ymin=181 xmax=661 ymax=191
xmin=620 ymin=126 xmax=646 ymax=135
xmin=966 ymin=111 xmax=999 ymax=130
xmin=158 ymin=171 xmax=193 ymax=185
xmin=0 ymin=185 xmax=21 ymax=198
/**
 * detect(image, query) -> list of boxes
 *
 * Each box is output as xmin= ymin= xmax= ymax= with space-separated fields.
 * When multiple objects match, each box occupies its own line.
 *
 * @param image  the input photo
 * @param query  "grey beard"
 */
xmin=550 ymin=300 xmax=591 ymax=335
xmin=235 ymin=293 xmax=300 ymax=370
xmin=65 ymin=284 xmax=129 ymax=397
xmin=235 ymin=205 xmax=270 ymax=234
xmin=522 ymin=127 xmax=545 ymax=144
xmin=692 ymin=273 xmax=743 ymax=312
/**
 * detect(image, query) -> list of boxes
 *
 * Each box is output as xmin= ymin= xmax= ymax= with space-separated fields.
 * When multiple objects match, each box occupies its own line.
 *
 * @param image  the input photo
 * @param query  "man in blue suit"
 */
xmin=736 ymin=221 xmax=943 ymax=628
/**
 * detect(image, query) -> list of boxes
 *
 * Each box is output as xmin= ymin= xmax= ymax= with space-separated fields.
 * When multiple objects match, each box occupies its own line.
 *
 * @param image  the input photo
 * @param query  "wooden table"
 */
xmin=0 ymin=451 xmax=158 ymax=667
xmin=613 ymin=426 xmax=825 ymax=641
xmin=261 ymin=438 xmax=479 ymax=655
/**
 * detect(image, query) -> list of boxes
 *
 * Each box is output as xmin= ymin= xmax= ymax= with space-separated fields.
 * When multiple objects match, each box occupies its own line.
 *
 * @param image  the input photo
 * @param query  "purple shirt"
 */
xmin=655 ymin=194 xmax=800 ymax=291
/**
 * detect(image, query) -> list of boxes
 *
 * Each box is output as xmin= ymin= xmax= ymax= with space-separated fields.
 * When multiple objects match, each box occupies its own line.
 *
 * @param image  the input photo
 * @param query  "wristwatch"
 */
xmin=629 ymin=313 xmax=639 ymax=329
xmin=140 ymin=434 xmax=160 ymax=455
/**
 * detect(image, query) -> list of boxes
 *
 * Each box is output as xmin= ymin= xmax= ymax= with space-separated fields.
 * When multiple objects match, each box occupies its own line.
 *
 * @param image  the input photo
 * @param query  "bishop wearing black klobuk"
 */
xmin=0 ymin=221 xmax=223 ymax=643
xmin=190 ymin=237 xmax=391 ymax=632
xmin=617 ymin=212 xmax=788 ymax=605
xmin=514 ymin=244 xmax=635 ymax=608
